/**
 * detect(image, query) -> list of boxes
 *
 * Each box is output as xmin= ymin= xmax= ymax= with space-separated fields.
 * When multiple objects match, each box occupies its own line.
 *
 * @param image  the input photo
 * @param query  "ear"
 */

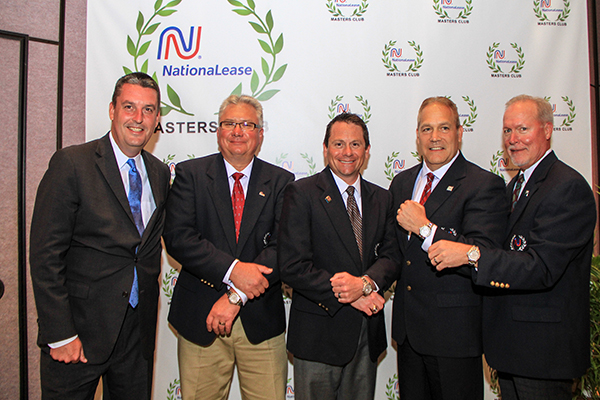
xmin=109 ymin=102 xmax=115 ymax=121
xmin=544 ymin=122 xmax=553 ymax=140
xmin=457 ymin=125 xmax=464 ymax=144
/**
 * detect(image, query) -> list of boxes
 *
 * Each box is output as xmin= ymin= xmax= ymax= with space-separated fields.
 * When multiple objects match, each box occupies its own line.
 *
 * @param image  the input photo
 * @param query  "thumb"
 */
xmin=80 ymin=348 xmax=88 ymax=363
xmin=257 ymin=265 xmax=273 ymax=275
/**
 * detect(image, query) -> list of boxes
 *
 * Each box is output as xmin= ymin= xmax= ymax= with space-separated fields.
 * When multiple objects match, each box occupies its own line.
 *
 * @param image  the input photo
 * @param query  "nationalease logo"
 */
xmin=157 ymin=26 xmax=202 ymax=60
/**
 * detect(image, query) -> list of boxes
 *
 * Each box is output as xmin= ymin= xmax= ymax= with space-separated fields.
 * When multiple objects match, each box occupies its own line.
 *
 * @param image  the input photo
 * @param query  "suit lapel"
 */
xmin=424 ymin=152 xmax=466 ymax=219
xmin=206 ymin=154 xmax=237 ymax=254
xmin=236 ymin=158 xmax=271 ymax=255
xmin=361 ymin=180 xmax=379 ymax=271
xmin=507 ymin=151 xmax=557 ymax=232
xmin=318 ymin=168 xmax=362 ymax=272
xmin=140 ymin=150 xmax=167 ymax=242
xmin=95 ymin=134 xmax=135 ymax=226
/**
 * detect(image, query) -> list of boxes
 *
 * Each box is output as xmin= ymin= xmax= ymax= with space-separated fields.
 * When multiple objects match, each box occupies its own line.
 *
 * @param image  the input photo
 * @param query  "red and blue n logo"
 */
xmin=494 ymin=50 xmax=505 ymax=60
xmin=157 ymin=26 xmax=202 ymax=60
xmin=390 ymin=48 xmax=402 ymax=58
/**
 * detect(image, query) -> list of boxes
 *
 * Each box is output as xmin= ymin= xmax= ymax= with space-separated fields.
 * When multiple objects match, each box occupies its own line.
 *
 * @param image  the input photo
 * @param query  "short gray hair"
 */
xmin=506 ymin=95 xmax=554 ymax=125
xmin=218 ymin=95 xmax=263 ymax=127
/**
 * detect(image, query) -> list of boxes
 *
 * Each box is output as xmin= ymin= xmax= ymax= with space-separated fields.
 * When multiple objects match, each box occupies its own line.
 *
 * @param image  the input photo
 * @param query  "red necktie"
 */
xmin=232 ymin=172 xmax=245 ymax=242
xmin=419 ymin=173 xmax=434 ymax=205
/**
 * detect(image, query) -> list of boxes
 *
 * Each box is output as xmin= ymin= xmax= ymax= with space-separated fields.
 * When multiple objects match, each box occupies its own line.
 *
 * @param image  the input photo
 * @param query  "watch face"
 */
xmin=419 ymin=225 xmax=431 ymax=238
xmin=468 ymin=247 xmax=480 ymax=262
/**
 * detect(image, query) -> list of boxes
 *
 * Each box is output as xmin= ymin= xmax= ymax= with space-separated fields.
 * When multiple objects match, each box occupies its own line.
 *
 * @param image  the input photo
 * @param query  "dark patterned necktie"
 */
xmin=511 ymin=173 xmax=525 ymax=212
xmin=126 ymin=158 xmax=143 ymax=308
xmin=419 ymin=172 xmax=434 ymax=205
xmin=232 ymin=172 xmax=245 ymax=242
xmin=346 ymin=186 xmax=363 ymax=261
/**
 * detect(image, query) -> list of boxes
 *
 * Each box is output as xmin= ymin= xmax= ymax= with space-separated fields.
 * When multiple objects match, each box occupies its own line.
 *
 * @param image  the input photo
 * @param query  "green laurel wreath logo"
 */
xmin=545 ymin=95 xmax=577 ymax=127
xmin=486 ymin=42 xmax=502 ymax=73
xmin=275 ymin=153 xmax=288 ymax=165
xmin=327 ymin=95 xmax=372 ymax=124
xmin=166 ymin=378 xmax=181 ymax=400
xmin=433 ymin=0 xmax=450 ymax=19
xmin=162 ymin=267 xmax=179 ymax=302
xmin=560 ymin=95 xmax=576 ymax=126
xmin=300 ymin=153 xmax=317 ymax=176
xmin=411 ymin=151 xmax=422 ymax=163
xmin=381 ymin=40 xmax=424 ymax=73
xmin=534 ymin=0 xmax=570 ymax=22
xmin=486 ymin=42 xmax=525 ymax=74
xmin=326 ymin=0 xmax=369 ymax=17
xmin=124 ymin=0 xmax=193 ymax=117
xmin=228 ymin=0 xmax=287 ymax=102
xmin=433 ymin=0 xmax=472 ymax=20
xmin=489 ymin=150 xmax=506 ymax=181
xmin=510 ymin=43 xmax=525 ymax=73
xmin=461 ymin=95 xmax=478 ymax=127
xmin=384 ymin=151 xmax=400 ymax=181
xmin=457 ymin=0 xmax=473 ymax=19
xmin=385 ymin=374 xmax=400 ymax=400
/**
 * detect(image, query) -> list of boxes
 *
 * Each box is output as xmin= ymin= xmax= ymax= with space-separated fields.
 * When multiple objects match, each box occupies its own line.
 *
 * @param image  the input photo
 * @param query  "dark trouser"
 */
xmin=293 ymin=319 xmax=376 ymax=400
xmin=397 ymin=339 xmax=483 ymax=400
xmin=40 ymin=305 xmax=153 ymax=400
xmin=498 ymin=371 xmax=573 ymax=400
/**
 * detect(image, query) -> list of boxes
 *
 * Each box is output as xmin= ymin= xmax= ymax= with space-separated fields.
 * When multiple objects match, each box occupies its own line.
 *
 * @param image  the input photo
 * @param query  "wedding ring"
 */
xmin=218 ymin=322 xmax=225 ymax=326
xmin=337 ymin=292 xmax=342 ymax=299
xmin=434 ymin=257 xmax=438 ymax=265
xmin=372 ymin=305 xmax=378 ymax=313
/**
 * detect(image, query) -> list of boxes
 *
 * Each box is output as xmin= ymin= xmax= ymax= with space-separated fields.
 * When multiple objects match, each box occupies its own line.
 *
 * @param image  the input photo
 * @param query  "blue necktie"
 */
xmin=127 ymin=159 xmax=143 ymax=308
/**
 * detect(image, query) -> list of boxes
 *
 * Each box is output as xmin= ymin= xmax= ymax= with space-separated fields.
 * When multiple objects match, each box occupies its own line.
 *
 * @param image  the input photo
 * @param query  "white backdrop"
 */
xmin=86 ymin=1 xmax=593 ymax=399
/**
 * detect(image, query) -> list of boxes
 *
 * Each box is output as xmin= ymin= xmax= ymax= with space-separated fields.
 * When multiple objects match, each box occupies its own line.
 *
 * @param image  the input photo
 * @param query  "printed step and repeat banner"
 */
xmin=86 ymin=1 xmax=592 ymax=399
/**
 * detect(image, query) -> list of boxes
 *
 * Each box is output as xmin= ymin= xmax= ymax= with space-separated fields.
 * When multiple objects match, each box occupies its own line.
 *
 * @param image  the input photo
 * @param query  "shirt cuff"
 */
xmin=420 ymin=224 xmax=438 ymax=251
xmin=228 ymin=282 xmax=248 ymax=305
xmin=48 ymin=335 xmax=78 ymax=349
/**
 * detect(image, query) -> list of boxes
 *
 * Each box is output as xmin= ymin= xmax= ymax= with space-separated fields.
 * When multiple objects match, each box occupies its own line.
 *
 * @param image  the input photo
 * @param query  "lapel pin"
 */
xmin=259 ymin=191 xmax=265 ymax=197
xmin=325 ymin=195 xmax=332 ymax=203
xmin=524 ymin=190 xmax=529 ymax=197
xmin=446 ymin=186 xmax=454 ymax=191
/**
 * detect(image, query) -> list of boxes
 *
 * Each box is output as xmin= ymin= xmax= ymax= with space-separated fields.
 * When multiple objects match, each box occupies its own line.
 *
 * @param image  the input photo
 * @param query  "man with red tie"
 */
xmin=163 ymin=95 xmax=294 ymax=400
xmin=389 ymin=97 xmax=509 ymax=400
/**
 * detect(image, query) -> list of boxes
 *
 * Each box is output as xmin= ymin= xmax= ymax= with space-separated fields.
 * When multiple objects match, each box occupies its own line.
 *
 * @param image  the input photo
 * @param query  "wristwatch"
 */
xmin=418 ymin=222 xmax=434 ymax=239
xmin=361 ymin=276 xmax=373 ymax=296
xmin=467 ymin=245 xmax=480 ymax=267
xmin=226 ymin=289 xmax=243 ymax=306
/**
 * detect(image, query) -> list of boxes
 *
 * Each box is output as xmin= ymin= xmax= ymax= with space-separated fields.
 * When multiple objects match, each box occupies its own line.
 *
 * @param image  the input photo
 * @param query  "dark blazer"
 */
xmin=164 ymin=153 xmax=294 ymax=345
xmin=278 ymin=167 xmax=400 ymax=366
xmin=389 ymin=152 xmax=508 ymax=358
xmin=30 ymin=133 xmax=171 ymax=363
xmin=475 ymin=151 xmax=596 ymax=379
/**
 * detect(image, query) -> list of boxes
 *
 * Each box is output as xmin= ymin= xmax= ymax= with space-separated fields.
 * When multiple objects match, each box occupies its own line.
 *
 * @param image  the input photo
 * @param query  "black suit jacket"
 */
xmin=389 ymin=152 xmax=508 ymax=358
xmin=163 ymin=153 xmax=294 ymax=345
xmin=278 ymin=167 xmax=400 ymax=366
xmin=475 ymin=151 xmax=596 ymax=379
xmin=30 ymin=133 xmax=170 ymax=362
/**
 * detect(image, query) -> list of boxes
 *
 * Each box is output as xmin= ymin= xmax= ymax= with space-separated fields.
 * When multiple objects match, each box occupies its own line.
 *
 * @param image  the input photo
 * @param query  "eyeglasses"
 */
xmin=219 ymin=121 xmax=260 ymax=131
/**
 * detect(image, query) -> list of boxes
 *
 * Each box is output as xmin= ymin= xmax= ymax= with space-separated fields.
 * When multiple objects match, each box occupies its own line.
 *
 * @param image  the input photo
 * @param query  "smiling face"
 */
xmin=503 ymin=100 xmax=552 ymax=170
xmin=324 ymin=121 xmax=370 ymax=185
xmin=416 ymin=102 xmax=463 ymax=171
xmin=109 ymin=83 xmax=160 ymax=158
xmin=217 ymin=102 xmax=264 ymax=169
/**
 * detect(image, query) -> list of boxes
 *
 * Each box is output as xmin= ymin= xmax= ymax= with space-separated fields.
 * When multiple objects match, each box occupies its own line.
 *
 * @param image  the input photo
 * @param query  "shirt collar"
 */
xmin=223 ymin=157 xmax=254 ymax=179
xmin=419 ymin=150 xmax=460 ymax=182
xmin=109 ymin=132 xmax=142 ymax=168
xmin=330 ymin=170 xmax=362 ymax=199
xmin=522 ymin=149 xmax=552 ymax=182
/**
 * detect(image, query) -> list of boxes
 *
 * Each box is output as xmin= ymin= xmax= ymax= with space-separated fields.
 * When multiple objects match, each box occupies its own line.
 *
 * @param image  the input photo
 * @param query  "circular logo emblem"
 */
xmin=510 ymin=234 xmax=527 ymax=251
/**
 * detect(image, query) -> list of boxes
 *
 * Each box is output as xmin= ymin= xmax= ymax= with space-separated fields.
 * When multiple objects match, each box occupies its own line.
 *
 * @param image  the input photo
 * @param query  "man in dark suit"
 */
xmin=163 ymin=94 xmax=294 ymax=400
xmin=278 ymin=113 xmax=400 ymax=400
xmin=430 ymin=95 xmax=596 ymax=400
xmin=389 ymin=97 xmax=509 ymax=400
xmin=30 ymin=72 xmax=171 ymax=399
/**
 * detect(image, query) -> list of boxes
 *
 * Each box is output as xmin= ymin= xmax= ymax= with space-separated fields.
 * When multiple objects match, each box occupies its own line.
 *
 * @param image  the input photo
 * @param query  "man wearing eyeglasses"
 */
xmin=163 ymin=94 xmax=294 ymax=400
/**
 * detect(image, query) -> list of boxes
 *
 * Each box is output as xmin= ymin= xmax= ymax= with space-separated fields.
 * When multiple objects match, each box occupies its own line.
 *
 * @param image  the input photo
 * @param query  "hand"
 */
xmin=396 ymin=200 xmax=429 ymax=235
xmin=350 ymin=292 xmax=385 ymax=316
xmin=206 ymin=293 xmax=241 ymax=336
xmin=49 ymin=337 xmax=87 ymax=364
xmin=229 ymin=262 xmax=272 ymax=300
xmin=330 ymin=272 xmax=364 ymax=303
xmin=428 ymin=240 xmax=472 ymax=271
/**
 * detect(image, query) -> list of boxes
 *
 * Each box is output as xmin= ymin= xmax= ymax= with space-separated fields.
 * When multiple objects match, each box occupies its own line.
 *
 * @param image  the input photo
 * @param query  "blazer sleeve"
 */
xmin=433 ymin=172 xmax=508 ymax=249
xmin=476 ymin=173 xmax=596 ymax=290
xmin=163 ymin=162 xmax=235 ymax=287
xmin=30 ymin=150 xmax=80 ymax=344
xmin=278 ymin=181 xmax=345 ymax=315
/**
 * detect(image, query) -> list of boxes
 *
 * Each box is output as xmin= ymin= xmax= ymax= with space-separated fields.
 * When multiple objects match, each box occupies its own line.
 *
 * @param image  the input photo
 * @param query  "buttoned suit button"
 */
xmin=134 ymin=257 xmax=138 ymax=263
xmin=490 ymin=281 xmax=495 ymax=286
xmin=406 ymin=260 xmax=411 ymax=266
xmin=407 ymin=286 xmax=412 ymax=291
xmin=122 ymin=291 xmax=129 ymax=298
